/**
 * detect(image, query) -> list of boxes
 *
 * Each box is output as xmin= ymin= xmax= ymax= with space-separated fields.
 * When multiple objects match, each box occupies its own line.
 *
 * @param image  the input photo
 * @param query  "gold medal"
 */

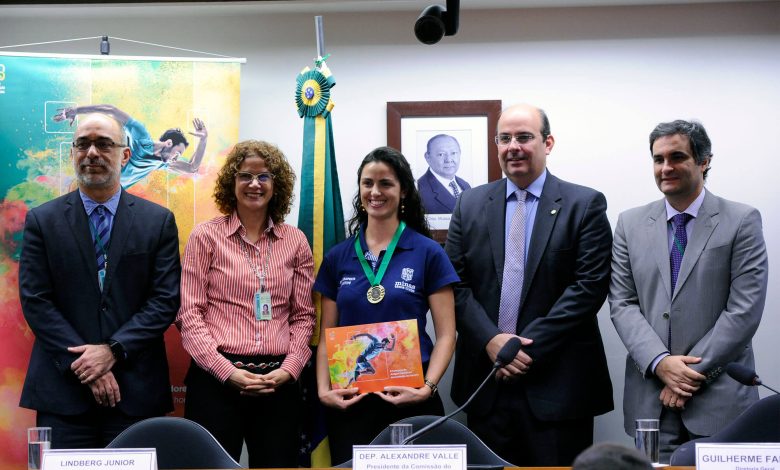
xmin=367 ymin=285 xmax=386 ymax=304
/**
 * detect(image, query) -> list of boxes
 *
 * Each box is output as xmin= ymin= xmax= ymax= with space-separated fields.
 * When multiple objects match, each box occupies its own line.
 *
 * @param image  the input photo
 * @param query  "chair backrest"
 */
xmin=106 ymin=416 xmax=243 ymax=469
xmin=335 ymin=415 xmax=514 ymax=469
xmin=669 ymin=394 xmax=780 ymax=466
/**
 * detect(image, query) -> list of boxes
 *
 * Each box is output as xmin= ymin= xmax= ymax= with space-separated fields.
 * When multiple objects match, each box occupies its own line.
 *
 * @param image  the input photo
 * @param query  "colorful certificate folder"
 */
xmin=325 ymin=319 xmax=424 ymax=393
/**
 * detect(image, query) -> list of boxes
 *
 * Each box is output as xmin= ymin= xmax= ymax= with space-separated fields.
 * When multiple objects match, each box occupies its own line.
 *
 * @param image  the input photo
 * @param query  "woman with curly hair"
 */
xmin=176 ymin=140 xmax=315 ymax=467
xmin=314 ymin=146 xmax=457 ymax=464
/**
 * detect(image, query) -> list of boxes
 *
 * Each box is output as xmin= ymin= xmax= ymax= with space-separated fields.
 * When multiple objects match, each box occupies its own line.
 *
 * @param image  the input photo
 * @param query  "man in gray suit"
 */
xmin=610 ymin=120 xmax=768 ymax=461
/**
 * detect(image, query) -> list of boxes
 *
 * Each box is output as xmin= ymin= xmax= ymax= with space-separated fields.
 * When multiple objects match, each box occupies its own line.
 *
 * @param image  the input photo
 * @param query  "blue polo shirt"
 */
xmin=120 ymin=118 xmax=167 ymax=188
xmin=314 ymin=226 xmax=458 ymax=362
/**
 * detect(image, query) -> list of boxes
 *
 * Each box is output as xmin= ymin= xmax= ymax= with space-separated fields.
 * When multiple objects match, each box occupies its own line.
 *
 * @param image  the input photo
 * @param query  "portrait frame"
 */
xmin=387 ymin=100 xmax=502 ymax=243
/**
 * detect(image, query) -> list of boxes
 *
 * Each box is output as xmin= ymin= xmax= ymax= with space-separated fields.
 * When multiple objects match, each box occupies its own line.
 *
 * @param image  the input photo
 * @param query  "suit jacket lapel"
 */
xmin=673 ymin=191 xmax=719 ymax=300
xmin=647 ymin=200 xmax=672 ymax=300
xmin=522 ymin=174 xmax=561 ymax=305
xmin=103 ymin=190 xmax=135 ymax=295
xmin=486 ymin=179 xmax=508 ymax=284
xmin=64 ymin=191 xmax=101 ymax=294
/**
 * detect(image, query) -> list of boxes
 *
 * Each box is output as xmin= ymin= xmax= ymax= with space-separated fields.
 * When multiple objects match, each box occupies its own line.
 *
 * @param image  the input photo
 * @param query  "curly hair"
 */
xmin=347 ymin=146 xmax=431 ymax=239
xmin=213 ymin=140 xmax=296 ymax=223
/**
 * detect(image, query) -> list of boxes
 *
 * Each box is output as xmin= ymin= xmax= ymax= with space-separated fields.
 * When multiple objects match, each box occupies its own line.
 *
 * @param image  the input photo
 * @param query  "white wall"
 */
xmin=2 ymin=0 xmax=779 ymax=447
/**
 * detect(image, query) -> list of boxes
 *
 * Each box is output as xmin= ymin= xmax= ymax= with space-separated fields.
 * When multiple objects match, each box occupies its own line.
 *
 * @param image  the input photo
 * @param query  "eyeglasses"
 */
xmin=494 ymin=133 xmax=538 ymax=146
xmin=72 ymin=138 xmax=127 ymax=153
xmin=235 ymin=171 xmax=274 ymax=184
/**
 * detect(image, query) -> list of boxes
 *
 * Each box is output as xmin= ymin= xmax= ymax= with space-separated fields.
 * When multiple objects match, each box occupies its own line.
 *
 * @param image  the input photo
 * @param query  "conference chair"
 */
xmin=335 ymin=415 xmax=515 ymax=469
xmin=106 ymin=416 xmax=243 ymax=469
xmin=669 ymin=394 xmax=780 ymax=466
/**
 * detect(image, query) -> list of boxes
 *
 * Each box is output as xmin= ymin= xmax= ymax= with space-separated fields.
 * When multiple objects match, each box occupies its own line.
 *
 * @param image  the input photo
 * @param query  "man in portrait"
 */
xmin=417 ymin=133 xmax=471 ymax=214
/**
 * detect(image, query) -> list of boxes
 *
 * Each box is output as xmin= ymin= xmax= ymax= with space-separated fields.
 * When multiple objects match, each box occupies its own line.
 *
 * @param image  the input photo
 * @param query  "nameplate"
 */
xmin=696 ymin=443 xmax=780 ymax=470
xmin=41 ymin=448 xmax=156 ymax=470
xmin=353 ymin=444 xmax=467 ymax=470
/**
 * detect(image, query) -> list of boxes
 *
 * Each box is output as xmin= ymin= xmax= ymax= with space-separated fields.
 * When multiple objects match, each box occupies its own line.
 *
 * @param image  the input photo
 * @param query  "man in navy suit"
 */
xmin=417 ymin=134 xmax=471 ymax=214
xmin=445 ymin=104 xmax=613 ymax=466
xmin=19 ymin=112 xmax=181 ymax=448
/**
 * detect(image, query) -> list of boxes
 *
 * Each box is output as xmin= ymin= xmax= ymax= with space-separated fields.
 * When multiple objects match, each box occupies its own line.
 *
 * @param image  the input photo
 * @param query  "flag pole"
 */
xmin=315 ymin=16 xmax=325 ymax=67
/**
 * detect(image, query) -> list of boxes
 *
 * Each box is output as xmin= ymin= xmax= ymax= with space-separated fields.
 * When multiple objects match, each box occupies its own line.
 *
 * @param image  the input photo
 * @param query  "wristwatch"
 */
xmin=108 ymin=340 xmax=126 ymax=362
xmin=424 ymin=379 xmax=438 ymax=397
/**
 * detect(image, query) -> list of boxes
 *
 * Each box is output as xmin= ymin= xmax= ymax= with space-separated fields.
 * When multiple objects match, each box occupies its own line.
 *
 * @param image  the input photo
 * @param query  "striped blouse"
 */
xmin=176 ymin=212 xmax=315 ymax=382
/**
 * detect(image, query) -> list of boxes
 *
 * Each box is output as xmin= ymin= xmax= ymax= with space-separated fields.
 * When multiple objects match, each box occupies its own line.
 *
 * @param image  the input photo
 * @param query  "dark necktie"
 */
xmin=670 ymin=212 xmax=692 ymax=294
xmin=667 ymin=212 xmax=692 ymax=350
xmin=94 ymin=205 xmax=110 ymax=268
xmin=449 ymin=180 xmax=460 ymax=198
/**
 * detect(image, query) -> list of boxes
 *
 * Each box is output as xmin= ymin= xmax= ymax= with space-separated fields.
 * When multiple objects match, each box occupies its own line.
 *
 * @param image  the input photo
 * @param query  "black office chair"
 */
xmin=335 ymin=415 xmax=515 ymax=469
xmin=669 ymin=394 xmax=780 ymax=466
xmin=106 ymin=416 xmax=243 ymax=469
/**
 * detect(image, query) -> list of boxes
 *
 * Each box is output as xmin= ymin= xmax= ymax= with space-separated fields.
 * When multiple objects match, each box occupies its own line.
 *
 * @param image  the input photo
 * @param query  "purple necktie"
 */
xmin=668 ymin=212 xmax=692 ymax=350
xmin=670 ymin=213 xmax=692 ymax=294
xmin=498 ymin=189 xmax=527 ymax=334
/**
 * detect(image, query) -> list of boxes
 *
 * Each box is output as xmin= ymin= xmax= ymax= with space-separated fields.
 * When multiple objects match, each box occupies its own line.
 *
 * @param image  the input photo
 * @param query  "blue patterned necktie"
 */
xmin=670 ymin=212 xmax=692 ymax=294
xmin=94 ymin=205 xmax=110 ymax=268
xmin=449 ymin=180 xmax=460 ymax=198
xmin=498 ymin=189 xmax=527 ymax=333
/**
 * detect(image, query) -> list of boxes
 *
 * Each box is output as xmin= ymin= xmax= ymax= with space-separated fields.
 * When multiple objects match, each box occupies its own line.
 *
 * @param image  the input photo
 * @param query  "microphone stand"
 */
xmin=401 ymin=363 xmax=500 ymax=445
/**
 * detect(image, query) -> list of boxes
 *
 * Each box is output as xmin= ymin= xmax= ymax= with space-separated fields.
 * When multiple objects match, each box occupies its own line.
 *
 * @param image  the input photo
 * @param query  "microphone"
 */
xmin=495 ymin=336 xmax=522 ymax=368
xmin=401 ymin=337 xmax=522 ymax=445
xmin=726 ymin=363 xmax=780 ymax=395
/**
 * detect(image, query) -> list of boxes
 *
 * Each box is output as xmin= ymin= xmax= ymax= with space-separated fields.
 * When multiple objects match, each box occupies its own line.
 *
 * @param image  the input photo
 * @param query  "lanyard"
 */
xmin=354 ymin=221 xmax=405 ymax=287
xmin=240 ymin=232 xmax=273 ymax=292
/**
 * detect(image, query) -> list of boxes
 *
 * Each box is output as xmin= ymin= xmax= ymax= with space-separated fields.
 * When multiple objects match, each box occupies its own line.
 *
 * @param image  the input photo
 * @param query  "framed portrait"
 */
xmin=387 ymin=100 xmax=502 ymax=243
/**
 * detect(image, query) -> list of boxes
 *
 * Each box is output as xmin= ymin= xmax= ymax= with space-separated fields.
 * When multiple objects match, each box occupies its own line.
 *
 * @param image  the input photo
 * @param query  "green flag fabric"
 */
xmin=295 ymin=59 xmax=345 ymax=468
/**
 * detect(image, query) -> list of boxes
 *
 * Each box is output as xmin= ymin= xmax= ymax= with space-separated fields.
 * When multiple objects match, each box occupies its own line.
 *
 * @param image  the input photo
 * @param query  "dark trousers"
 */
xmin=659 ymin=407 xmax=705 ymax=463
xmin=467 ymin=383 xmax=593 ymax=467
xmin=38 ymin=408 xmax=149 ymax=449
xmin=326 ymin=392 xmax=445 ymax=465
xmin=183 ymin=361 xmax=301 ymax=468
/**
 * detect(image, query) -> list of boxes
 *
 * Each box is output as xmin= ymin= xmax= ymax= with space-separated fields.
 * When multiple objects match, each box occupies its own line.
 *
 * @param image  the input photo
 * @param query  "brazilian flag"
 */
xmin=296 ymin=59 xmax=344 ymax=467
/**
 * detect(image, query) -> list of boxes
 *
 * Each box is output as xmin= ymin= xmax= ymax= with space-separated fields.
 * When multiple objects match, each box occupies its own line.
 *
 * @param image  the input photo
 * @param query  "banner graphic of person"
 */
xmin=53 ymin=104 xmax=208 ymax=188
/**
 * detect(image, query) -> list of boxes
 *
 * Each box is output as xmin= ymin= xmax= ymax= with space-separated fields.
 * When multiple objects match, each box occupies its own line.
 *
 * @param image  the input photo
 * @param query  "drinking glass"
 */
xmin=635 ymin=418 xmax=660 ymax=464
xmin=27 ymin=427 xmax=51 ymax=470
xmin=389 ymin=423 xmax=413 ymax=445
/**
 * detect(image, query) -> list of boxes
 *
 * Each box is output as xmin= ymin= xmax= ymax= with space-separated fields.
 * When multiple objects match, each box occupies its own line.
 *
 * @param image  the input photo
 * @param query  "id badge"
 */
xmin=254 ymin=290 xmax=273 ymax=321
xmin=98 ymin=268 xmax=106 ymax=292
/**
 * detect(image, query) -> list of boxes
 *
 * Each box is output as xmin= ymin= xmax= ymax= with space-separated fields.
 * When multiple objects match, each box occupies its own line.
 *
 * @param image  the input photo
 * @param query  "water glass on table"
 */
xmin=389 ymin=423 xmax=414 ymax=445
xmin=635 ymin=418 xmax=660 ymax=464
xmin=28 ymin=427 xmax=51 ymax=470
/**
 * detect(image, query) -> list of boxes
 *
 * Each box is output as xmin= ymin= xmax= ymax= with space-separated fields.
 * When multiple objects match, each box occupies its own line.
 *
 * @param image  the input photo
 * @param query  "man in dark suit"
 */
xmin=19 ymin=112 xmax=181 ymax=448
xmin=445 ymin=104 xmax=613 ymax=466
xmin=417 ymin=134 xmax=471 ymax=214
